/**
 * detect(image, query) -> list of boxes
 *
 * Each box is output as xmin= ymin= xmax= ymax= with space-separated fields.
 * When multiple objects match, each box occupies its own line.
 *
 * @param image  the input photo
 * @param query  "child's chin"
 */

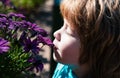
xmin=53 ymin=52 xmax=61 ymax=62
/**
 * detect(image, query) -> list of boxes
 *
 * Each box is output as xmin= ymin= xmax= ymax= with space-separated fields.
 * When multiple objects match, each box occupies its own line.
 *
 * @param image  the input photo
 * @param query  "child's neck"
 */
xmin=72 ymin=63 xmax=90 ymax=78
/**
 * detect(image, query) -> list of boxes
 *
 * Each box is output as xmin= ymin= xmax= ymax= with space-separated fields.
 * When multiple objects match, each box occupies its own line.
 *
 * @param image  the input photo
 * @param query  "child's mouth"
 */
xmin=53 ymin=46 xmax=58 ymax=51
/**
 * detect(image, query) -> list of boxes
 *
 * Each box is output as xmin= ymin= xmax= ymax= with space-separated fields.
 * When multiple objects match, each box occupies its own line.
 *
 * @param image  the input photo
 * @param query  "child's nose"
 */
xmin=53 ymin=29 xmax=61 ymax=41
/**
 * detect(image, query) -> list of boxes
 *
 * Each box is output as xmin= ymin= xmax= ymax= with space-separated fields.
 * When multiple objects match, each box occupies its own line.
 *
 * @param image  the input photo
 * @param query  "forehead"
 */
xmin=63 ymin=18 xmax=76 ymax=31
xmin=60 ymin=0 xmax=80 ymax=30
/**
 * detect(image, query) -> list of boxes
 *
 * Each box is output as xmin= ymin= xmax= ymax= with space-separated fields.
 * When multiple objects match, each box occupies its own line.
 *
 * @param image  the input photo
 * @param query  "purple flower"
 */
xmin=8 ymin=20 xmax=20 ymax=30
xmin=37 ymin=35 xmax=53 ymax=47
xmin=21 ymin=21 xmax=48 ymax=37
xmin=8 ymin=12 xmax=25 ymax=19
xmin=27 ymin=57 xmax=43 ymax=72
xmin=0 ymin=17 xmax=8 ymax=28
xmin=20 ymin=21 xmax=32 ymax=29
xmin=30 ymin=23 xmax=48 ymax=37
xmin=0 ymin=38 xmax=10 ymax=53
xmin=22 ymin=37 xmax=40 ymax=54
xmin=8 ymin=20 xmax=17 ymax=29
xmin=0 ymin=0 xmax=11 ymax=6
xmin=0 ymin=12 xmax=53 ymax=73
xmin=0 ymin=14 xmax=7 ymax=17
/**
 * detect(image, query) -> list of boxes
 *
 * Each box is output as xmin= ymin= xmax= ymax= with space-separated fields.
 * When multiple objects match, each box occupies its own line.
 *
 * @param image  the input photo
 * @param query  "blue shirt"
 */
xmin=52 ymin=63 xmax=78 ymax=78
xmin=54 ymin=0 xmax=62 ymax=6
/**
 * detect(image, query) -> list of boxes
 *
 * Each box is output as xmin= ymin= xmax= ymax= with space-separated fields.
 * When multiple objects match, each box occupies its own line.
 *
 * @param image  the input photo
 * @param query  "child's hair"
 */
xmin=60 ymin=0 xmax=120 ymax=77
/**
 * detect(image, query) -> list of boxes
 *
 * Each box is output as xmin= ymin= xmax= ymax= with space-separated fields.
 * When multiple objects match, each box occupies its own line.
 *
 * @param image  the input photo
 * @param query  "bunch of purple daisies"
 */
xmin=0 ymin=12 xmax=53 ymax=77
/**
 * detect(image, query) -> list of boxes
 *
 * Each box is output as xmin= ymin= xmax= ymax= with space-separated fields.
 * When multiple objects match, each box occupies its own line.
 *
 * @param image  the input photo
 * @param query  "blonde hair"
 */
xmin=60 ymin=0 xmax=120 ymax=77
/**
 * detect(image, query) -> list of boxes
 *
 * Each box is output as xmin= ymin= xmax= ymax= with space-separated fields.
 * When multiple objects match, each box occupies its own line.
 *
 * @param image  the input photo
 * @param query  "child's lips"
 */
xmin=53 ymin=46 xmax=58 ymax=51
xmin=53 ymin=44 xmax=59 ymax=54
xmin=53 ymin=40 xmax=58 ymax=52
xmin=53 ymin=46 xmax=60 ymax=59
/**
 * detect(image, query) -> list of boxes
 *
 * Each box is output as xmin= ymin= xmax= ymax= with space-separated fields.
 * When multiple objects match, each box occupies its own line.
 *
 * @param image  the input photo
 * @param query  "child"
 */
xmin=52 ymin=0 xmax=120 ymax=78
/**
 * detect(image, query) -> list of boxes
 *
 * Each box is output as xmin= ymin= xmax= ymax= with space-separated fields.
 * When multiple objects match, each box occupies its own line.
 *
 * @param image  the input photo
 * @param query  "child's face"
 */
xmin=53 ymin=19 xmax=80 ymax=65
